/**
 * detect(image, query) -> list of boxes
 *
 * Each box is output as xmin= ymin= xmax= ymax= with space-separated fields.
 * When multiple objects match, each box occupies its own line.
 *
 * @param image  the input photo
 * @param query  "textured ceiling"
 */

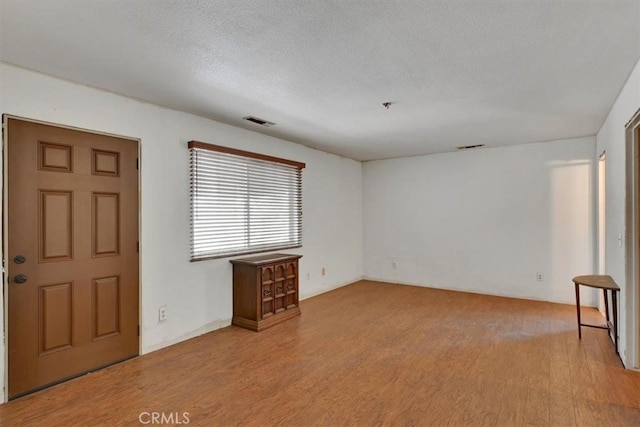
xmin=1 ymin=1 xmax=639 ymax=161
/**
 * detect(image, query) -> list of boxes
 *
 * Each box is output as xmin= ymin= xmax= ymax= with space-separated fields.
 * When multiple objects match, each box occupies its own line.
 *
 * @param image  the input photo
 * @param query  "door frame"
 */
xmin=625 ymin=107 xmax=640 ymax=370
xmin=1 ymin=114 xmax=142 ymax=401
xmin=598 ymin=151 xmax=606 ymax=315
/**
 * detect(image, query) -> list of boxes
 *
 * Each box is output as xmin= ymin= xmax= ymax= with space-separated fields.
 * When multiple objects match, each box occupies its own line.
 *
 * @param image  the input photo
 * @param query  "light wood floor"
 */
xmin=1 ymin=280 xmax=639 ymax=426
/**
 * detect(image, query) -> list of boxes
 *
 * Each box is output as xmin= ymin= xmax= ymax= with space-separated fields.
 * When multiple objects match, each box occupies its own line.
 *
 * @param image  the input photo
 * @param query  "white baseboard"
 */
xmin=300 ymin=276 xmax=364 ymax=300
xmin=141 ymin=318 xmax=231 ymax=355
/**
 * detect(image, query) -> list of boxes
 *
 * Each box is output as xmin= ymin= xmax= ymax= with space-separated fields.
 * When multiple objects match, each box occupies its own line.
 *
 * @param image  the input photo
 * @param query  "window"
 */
xmin=188 ymin=141 xmax=304 ymax=261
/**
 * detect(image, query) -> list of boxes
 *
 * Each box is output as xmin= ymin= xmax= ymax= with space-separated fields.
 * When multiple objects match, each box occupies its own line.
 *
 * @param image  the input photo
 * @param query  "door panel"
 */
xmin=93 ymin=275 xmax=120 ymax=340
xmin=7 ymin=118 xmax=139 ymax=398
xmin=93 ymin=192 xmax=120 ymax=256
xmin=40 ymin=190 xmax=74 ymax=261
xmin=40 ymin=282 xmax=73 ymax=354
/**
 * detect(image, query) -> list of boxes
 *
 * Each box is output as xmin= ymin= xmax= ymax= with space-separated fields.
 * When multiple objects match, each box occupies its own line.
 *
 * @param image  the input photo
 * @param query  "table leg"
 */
xmin=612 ymin=290 xmax=619 ymax=354
xmin=575 ymin=283 xmax=582 ymax=339
xmin=603 ymin=288 xmax=610 ymax=324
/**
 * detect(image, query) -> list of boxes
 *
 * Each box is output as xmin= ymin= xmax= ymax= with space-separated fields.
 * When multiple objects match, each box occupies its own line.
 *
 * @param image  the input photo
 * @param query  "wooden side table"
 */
xmin=572 ymin=275 xmax=620 ymax=355
xmin=230 ymin=253 xmax=302 ymax=331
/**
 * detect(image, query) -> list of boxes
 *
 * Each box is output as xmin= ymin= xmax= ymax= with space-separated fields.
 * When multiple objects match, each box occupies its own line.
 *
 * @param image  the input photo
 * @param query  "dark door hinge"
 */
xmin=136 ymin=158 xmax=139 ymax=170
xmin=136 ymin=241 xmax=139 ymax=252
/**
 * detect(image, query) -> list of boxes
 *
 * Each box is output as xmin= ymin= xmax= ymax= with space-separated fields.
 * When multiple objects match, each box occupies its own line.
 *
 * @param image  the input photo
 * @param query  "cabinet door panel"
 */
xmin=285 ymin=262 xmax=297 ymax=280
xmin=284 ymin=279 xmax=296 ymax=309
xmin=261 ymin=280 xmax=274 ymax=319
xmin=261 ymin=266 xmax=274 ymax=285
xmin=274 ymin=278 xmax=286 ymax=313
xmin=262 ymin=300 xmax=274 ymax=318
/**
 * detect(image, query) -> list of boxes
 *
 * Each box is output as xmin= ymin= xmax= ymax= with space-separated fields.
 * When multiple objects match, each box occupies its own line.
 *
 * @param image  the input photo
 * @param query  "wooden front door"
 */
xmin=7 ymin=118 xmax=139 ymax=398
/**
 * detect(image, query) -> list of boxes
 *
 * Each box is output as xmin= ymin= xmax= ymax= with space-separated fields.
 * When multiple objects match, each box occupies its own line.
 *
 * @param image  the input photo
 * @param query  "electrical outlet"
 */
xmin=306 ymin=272 xmax=311 ymax=280
xmin=392 ymin=260 xmax=398 ymax=269
xmin=321 ymin=267 xmax=326 ymax=276
xmin=158 ymin=305 xmax=167 ymax=322
xmin=536 ymin=272 xmax=544 ymax=282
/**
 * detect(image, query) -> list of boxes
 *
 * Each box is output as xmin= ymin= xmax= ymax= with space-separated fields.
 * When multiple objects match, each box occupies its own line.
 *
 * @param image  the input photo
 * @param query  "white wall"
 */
xmin=363 ymin=137 xmax=596 ymax=305
xmin=0 ymin=63 xmax=363 ymax=402
xmin=596 ymin=57 xmax=640 ymax=368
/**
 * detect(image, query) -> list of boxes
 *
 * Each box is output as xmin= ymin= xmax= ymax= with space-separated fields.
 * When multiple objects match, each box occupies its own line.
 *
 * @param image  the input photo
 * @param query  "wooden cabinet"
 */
xmin=230 ymin=253 xmax=302 ymax=331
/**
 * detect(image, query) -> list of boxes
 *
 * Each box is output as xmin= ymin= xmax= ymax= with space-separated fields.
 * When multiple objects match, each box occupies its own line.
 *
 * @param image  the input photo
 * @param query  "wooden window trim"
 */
xmin=188 ymin=141 xmax=306 ymax=169
xmin=190 ymin=244 xmax=302 ymax=262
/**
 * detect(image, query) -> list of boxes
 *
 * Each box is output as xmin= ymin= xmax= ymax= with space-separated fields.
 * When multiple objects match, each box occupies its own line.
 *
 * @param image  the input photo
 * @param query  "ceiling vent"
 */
xmin=456 ymin=144 xmax=485 ymax=150
xmin=243 ymin=116 xmax=276 ymax=127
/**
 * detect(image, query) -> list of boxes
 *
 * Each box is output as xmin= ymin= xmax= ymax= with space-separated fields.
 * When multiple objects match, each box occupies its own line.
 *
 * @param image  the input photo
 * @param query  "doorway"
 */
xmin=634 ymin=117 xmax=640 ymax=370
xmin=598 ymin=151 xmax=606 ymax=275
xmin=598 ymin=151 xmax=606 ymax=315
xmin=626 ymin=108 xmax=640 ymax=370
xmin=4 ymin=117 xmax=140 ymax=398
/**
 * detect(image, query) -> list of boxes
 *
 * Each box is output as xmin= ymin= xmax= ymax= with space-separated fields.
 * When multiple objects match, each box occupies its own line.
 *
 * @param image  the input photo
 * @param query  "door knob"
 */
xmin=14 ymin=255 xmax=26 ymax=264
xmin=14 ymin=274 xmax=27 ymax=284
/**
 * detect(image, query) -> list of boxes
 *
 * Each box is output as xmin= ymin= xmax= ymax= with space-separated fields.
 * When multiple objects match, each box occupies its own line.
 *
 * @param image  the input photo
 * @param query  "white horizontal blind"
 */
xmin=189 ymin=143 xmax=303 ymax=260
